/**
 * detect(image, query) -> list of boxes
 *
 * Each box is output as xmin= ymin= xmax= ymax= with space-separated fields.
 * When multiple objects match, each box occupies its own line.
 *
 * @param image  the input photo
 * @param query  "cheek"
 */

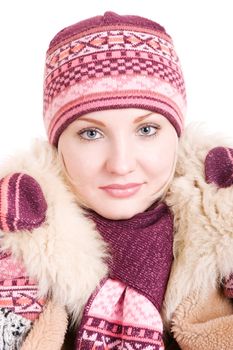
xmin=58 ymin=135 xmax=101 ymax=194
xmin=144 ymin=155 xmax=174 ymax=178
xmin=62 ymin=147 xmax=103 ymax=185
xmin=142 ymin=137 xmax=177 ymax=177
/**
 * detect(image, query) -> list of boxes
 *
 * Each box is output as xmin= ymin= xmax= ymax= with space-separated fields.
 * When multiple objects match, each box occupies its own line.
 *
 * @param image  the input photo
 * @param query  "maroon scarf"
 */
xmin=86 ymin=201 xmax=173 ymax=311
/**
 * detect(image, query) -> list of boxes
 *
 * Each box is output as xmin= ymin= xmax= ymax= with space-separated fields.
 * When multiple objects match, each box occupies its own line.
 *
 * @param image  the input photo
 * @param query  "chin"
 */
xmin=105 ymin=213 xmax=135 ymax=220
xmin=94 ymin=205 xmax=144 ymax=220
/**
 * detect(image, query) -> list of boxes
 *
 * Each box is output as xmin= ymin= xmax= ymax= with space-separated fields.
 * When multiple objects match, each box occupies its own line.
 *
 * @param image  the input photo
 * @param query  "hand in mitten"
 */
xmin=0 ymin=172 xmax=47 ymax=232
xmin=0 ymin=173 xmax=48 ymax=347
xmin=205 ymin=147 xmax=233 ymax=188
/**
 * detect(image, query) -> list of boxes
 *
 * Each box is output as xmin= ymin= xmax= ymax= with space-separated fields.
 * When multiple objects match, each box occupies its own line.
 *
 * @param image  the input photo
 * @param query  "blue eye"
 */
xmin=79 ymin=128 xmax=102 ymax=140
xmin=138 ymin=125 xmax=158 ymax=137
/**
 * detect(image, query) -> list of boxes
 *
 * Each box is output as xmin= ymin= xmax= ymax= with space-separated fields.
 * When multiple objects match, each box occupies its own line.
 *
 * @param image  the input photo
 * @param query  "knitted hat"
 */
xmin=43 ymin=11 xmax=186 ymax=146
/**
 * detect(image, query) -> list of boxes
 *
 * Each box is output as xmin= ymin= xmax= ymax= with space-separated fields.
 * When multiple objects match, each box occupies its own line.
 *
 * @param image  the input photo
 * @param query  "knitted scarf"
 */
xmin=76 ymin=202 xmax=174 ymax=350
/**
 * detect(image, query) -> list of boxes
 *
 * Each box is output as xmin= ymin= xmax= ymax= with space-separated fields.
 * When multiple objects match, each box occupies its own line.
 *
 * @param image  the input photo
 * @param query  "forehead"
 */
xmin=71 ymin=108 xmax=169 ymax=127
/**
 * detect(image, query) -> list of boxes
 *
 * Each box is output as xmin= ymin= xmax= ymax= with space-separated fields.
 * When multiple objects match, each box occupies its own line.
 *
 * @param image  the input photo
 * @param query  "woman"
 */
xmin=3 ymin=10 xmax=233 ymax=350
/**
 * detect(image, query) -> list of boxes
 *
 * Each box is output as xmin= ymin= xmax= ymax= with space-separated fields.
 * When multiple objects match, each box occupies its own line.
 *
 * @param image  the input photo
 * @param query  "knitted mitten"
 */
xmin=0 ymin=173 xmax=48 ymax=347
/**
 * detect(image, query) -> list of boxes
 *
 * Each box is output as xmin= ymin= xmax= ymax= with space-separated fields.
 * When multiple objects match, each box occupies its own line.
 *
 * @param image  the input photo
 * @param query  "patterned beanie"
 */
xmin=43 ymin=11 xmax=186 ymax=146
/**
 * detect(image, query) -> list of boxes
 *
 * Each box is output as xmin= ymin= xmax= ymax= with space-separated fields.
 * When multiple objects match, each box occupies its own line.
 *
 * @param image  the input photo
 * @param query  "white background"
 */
xmin=1 ymin=0 xmax=233 ymax=162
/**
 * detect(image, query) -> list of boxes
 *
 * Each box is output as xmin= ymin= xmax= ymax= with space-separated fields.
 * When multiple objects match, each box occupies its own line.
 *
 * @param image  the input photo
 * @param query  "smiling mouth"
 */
xmin=99 ymin=183 xmax=143 ymax=198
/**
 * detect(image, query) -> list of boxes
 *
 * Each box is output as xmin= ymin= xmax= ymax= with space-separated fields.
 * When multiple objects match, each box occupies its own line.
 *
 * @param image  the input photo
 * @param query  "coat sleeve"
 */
xmin=171 ymin=288 xmax=233 ymax=350
xmin=21 ymin=300 xmax=68 ymax=350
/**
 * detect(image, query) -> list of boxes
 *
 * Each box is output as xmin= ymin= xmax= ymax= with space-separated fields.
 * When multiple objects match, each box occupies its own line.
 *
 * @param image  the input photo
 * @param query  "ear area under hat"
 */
xmin=204 ymin=147 xmax=233 ymax=188
xmin=0 ymin=173 xmax=47 ymax=232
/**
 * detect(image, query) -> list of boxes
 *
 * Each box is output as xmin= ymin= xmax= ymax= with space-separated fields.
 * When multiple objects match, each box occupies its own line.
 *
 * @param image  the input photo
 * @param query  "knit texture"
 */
xmin=87 ymin=201 xmax=173 ymax=311
xmin=0 ymin=173 xmax=47 ymax=232
xmin=44 ymin=11 xmax=186 ymax=146
xmin=0 ymin=251 xmax=46 ymax=321
xmin=75 ymin=202 xmax=173 ymax=349
xmin=0 ymin=173 xmax=47 ymax=325
xmin=75 ymin=278 xmax=165 ymax=350
xmin=205 ymin=147 xmax=233 ymax=188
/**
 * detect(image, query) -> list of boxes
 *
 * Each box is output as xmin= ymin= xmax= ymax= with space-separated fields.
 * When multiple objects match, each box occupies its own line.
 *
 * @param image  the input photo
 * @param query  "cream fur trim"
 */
xmin=21 ymin=301 xmax=68 ymax=350
xmin=171 ymin=289 xmax=233 ymax=350
xmin=163 ymin=123 xmax=233 ymax=323
xmin=0 ymin=139 xmax=108 ymax=323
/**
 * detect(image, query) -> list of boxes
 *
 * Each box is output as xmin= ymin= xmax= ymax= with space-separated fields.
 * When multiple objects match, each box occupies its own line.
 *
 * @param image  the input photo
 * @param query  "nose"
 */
xmin=105 ymin=137 xmax=136 ymax=175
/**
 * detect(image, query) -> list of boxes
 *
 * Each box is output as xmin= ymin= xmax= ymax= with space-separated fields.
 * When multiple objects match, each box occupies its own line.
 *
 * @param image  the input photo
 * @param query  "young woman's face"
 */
xmin=58 ymin=108 xmax=178 ymax=219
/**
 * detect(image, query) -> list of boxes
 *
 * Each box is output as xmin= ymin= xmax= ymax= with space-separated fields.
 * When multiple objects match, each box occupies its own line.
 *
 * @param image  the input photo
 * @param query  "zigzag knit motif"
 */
xmin=76 ymin=278 xmax=164 ymax=350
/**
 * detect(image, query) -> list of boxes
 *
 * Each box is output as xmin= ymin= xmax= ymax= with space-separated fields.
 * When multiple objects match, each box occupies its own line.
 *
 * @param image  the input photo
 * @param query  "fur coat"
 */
xmin=0 ymin=124 xmax=233 ymax=349
xmin=163 ymin=124 xmax=233 ymax=349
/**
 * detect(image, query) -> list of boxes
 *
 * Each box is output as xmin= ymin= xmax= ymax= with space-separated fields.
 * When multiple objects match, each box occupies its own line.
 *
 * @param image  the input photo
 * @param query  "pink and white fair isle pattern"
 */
xmin=0 ymin=251 xmax=46 ymax=321
xmin=44 ymin=25 xmax=186 ymax=145
xmin=0 ymin=173 xmax=47 ymax=320
xmin=76 ymin=278 xmax=164 ymax=350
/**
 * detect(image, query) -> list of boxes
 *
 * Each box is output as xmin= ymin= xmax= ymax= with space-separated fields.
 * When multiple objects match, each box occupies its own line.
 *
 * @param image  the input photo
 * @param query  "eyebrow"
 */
xmin=78 ymin=112 xmax=154 ymax=126
xmin=134 ymin=112 xmax=154 ymax=123
xmin=77 ymin=117 xmax=106 ymax=127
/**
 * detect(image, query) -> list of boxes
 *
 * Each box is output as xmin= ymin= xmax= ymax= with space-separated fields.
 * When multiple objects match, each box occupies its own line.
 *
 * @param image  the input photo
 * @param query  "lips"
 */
xmin=99 ymin=183 xmax=143 ymax=198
